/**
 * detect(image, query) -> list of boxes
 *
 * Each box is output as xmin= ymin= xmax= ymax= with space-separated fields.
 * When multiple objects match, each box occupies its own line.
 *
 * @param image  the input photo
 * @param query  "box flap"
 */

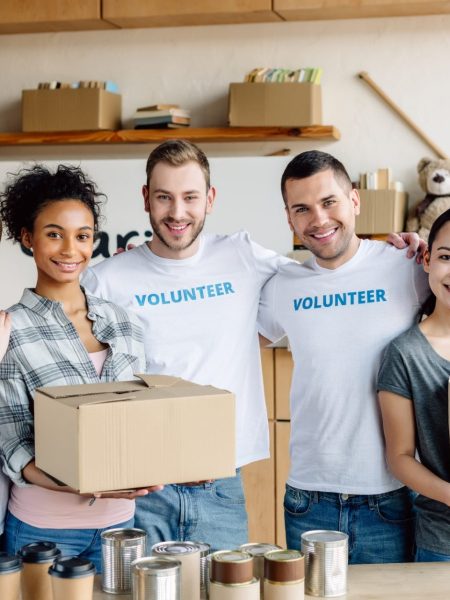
xmin=37 ymin=380 xmax=143 ymax=399
xmin=135 ymin=374 xmax=182 ymax=388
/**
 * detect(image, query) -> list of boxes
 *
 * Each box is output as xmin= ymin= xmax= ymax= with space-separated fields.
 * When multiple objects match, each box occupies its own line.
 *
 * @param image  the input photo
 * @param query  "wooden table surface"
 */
xmin=93 ymin=562 xmax=450 ymax=599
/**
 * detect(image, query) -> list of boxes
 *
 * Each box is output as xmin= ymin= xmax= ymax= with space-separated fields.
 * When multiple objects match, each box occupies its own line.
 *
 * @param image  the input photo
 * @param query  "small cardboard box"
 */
xmin=228 ymin=82 xmax=322 ymax=127
xmin=355 ymin=190 xmax=408 ymax=235
xmin=34 ymin=375 xmax=235 ymax=493
xmin=22 ymin=88 xmax=121 ymax=132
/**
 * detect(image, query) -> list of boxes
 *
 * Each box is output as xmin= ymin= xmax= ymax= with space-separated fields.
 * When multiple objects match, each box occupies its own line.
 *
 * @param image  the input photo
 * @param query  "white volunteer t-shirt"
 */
xmin=258 ymin=240 xmax=429 ymax=495
xmin=83 ymin=231 xmax=287 ymax=468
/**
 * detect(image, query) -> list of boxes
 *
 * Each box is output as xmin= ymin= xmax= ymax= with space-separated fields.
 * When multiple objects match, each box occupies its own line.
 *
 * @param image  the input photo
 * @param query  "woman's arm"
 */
xmin=0 ymin=311 xmax=11 ymax=361
xmin=22 ymin=460 xmax=163 ymax=500
xmin=379 ymin=390 xmax=450 ymax=507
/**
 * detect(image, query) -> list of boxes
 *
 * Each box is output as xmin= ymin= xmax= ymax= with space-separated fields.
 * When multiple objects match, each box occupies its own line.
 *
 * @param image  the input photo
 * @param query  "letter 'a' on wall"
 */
xmin=0 ymin=157 xmax=291 ymax=307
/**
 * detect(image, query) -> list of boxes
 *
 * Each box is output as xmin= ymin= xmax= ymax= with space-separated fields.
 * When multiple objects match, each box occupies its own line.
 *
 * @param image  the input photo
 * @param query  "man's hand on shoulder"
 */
xmin=114 ymin=243 xmax=136 ymax=256
xmin=386 ymin=232 xmax=426 ymax=264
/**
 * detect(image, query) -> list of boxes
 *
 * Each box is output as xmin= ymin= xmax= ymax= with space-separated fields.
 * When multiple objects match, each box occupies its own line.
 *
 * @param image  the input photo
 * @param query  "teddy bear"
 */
xmin=406 ymin=157 xmax=450 ymax=241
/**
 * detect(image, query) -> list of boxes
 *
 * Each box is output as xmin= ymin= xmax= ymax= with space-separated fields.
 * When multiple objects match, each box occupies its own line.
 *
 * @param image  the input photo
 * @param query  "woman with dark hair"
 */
xmin=0 ymin=164 xmax=159 ymax=570
xmin=378 ymin=209 xmax=450 ymax=562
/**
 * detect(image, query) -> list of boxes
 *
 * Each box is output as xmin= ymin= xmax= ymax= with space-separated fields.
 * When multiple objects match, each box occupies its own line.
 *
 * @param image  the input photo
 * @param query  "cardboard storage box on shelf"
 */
xmin=228 ymin=82 xmax=322 ymax=127
xmin=355 ymin=190 xmax=408 ymax=235
xmin=34 ymin=375 xmax=235 ymax=493
xmin=22 ymin=88 xmax=121 ymax=132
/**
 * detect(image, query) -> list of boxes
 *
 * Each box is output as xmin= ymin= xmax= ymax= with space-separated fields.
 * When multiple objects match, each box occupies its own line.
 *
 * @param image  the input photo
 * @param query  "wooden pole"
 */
xmin=358 ymin=71 xmax=448 ymax=159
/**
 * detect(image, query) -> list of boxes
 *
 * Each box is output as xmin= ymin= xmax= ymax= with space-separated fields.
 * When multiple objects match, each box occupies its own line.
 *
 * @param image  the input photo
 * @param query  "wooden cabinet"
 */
xmin=102 ymin=0 xmax=280 ymax=28
xmin=273 ymin=1 xmax=450 ymax=21
xmin=242 ymin=348 xmax=293 ymax=545
xmin=0 ymin=1 xmax=113 ymax=34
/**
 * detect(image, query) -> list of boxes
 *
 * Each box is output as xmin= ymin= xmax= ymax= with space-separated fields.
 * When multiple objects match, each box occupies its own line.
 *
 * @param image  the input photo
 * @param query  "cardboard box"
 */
xmin=22 ymin=88 xmax=121 ymax=132
xmin=355 ymin=190 xmax=408 ymax=235
xmin=34 ymin=375 xmax=235 ymax=493
xmin=228 ymin=82 xmax=322 ymax=127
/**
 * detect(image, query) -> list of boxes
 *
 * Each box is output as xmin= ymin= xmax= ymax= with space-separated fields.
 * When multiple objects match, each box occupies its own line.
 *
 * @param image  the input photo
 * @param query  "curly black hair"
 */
xmin=0 ymin=164 xmax=105 ymax=243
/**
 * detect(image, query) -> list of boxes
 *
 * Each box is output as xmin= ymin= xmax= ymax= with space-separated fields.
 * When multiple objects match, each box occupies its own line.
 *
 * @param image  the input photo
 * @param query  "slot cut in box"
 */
xmin=228 ymin=82 xmax=322 ymax=127
xmin=34 ymin=374 xmax=235 ymax=493
xmin=22 ymin=88 xmax=121 ymax=132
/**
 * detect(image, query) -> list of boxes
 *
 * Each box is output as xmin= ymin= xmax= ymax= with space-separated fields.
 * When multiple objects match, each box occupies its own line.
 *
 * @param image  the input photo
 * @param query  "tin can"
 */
xmin=152 ymin=541 xmax=201 ymax=600
xmin=191 ymin=541 xmax=211 ymax=599
xmin=239 ymin=543 xmax=281 ymax=597
xmin=101 ymin=528 xmax=147 ymax=594
xmin=301 ymin=530 xmax=348 ymax=597
xmin=209 ymin=551 xmax=259 ymax=600
xmin=205 ymin=550 xmax=229 ymax=599
xmin=263 ymin=549 xmax=305 ymax=600
xmin=131 ymin=557 xmax=181 ymax=600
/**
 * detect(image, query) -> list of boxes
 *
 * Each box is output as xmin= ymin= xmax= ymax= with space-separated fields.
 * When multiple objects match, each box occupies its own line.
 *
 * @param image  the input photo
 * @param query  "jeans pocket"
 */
xmin=211 ymin=476 xmax=246 ymax=506
xmin=375 ymin=488 xmax=415 ymax=524
xmin=284 ymin=486 xmax=313 ymax=517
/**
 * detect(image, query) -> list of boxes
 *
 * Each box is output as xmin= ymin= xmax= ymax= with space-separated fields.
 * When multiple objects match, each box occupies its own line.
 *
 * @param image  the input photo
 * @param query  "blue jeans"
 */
xmin=134 ymin=472 xmax=248 ymax=552
xmin=284 ymin=484 xmax=415 ymax=564
xmin=4 ymin=511 xmax=134 ymax=573
xmin=415 ymin=547 xmax=450 ymax=562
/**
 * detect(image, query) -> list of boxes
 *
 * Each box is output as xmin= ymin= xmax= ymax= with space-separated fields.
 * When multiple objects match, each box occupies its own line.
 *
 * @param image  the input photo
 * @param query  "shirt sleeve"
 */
xmin=248 ymin=236 xmax=293 ymax=285
xmin=81 ymin=267 xmax=102 ymax=298
xmin=0 ymin=358 xmax=35 ymax=486
xmin=257 ymin=275 xmax=286 ymax=342
xmin=377 ymin=339 xmax=413 ymax=400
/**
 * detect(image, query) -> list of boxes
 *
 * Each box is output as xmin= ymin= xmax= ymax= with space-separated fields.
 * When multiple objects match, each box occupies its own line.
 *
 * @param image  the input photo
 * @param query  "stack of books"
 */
xmin=37 ymin=81 xmax=119 ymax=92
xmin=358 ymin=168 xmax=404 ymax=191
xmin=244 ymin=67 xmax=323 ymax=84
xmin=133 ymin=104 xmax=191 ymax=129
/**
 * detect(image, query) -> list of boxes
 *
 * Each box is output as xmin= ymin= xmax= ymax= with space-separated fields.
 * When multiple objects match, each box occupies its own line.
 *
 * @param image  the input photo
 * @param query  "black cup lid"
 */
xmin=49 ymin=557 xmax=96 ymax=579
xmin=18 ymin=542 xmax=61 ymax=564
xmin=0 ymin=552 xmax=22 ymax=573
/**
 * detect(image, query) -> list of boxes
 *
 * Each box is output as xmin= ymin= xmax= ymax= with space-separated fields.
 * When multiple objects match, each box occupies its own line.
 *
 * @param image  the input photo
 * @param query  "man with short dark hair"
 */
xmin=259 ymin=150 xmax=429 ymax=563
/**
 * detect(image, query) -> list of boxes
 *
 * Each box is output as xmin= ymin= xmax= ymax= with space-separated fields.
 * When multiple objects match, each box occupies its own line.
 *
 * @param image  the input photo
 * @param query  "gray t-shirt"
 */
xmin=378 ymin=325 xmax=450 ymax=555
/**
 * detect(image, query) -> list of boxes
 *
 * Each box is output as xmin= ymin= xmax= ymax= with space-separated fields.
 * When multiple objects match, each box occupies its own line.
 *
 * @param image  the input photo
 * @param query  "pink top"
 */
xmin=8 ymin=350 xmax=134 ymax=529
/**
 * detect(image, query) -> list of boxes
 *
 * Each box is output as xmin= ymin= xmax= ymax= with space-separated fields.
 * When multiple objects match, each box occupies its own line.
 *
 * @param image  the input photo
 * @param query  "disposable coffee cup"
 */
xmin=0 ymin=552 xmax=22 ymax=600
xmin=18 ymin=541 xmax=61 ymax=600
xmin=49 ymin=557 xmax=96 ymax=600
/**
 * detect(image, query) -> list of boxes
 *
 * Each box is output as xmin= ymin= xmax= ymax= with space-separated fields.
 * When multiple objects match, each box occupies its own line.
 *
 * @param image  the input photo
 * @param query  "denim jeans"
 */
xmin=415 ymin=547 xmax=450 ymax=562
xmin=4 ymin=511 xmax=134 ymax=573
xmin=284 ymin=484 xmax=415 ymax=564
xmin=134 ymin=471 xmax=248 ymax=552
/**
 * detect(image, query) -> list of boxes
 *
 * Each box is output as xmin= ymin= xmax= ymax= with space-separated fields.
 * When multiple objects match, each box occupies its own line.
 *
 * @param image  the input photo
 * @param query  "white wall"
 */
xmin=0 ymin=14 xmax=449 ymax=304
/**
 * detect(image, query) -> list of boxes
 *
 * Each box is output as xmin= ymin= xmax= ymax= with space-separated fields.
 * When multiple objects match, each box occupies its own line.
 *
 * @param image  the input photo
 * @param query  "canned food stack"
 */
xmin=131 ymin=556 xmax=181 ymax=600
xmin=264 ymin=549 xmax=305 ymax=600
xmin=209 ymin=550 xmax=259 ymax=600
xmin=152 ymin=541 xmax=201 ymax=600
xmin=101 ymin=528 xmax=147 ymax=594
xmin=239 ymin=543 xmax=281 ymax=597
xmin=301 ymin=531 xmax=348 ymax=597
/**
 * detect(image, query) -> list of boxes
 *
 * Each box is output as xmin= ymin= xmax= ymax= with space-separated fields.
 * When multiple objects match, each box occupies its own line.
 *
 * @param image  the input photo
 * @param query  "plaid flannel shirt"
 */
xmin=0 ymin=288 xmax=146 ymax=486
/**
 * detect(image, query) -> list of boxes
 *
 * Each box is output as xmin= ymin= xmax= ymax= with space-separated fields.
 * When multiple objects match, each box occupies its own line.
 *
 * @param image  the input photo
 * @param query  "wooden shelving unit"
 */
xmin=0 ymin=126 xmax=340 ymax=147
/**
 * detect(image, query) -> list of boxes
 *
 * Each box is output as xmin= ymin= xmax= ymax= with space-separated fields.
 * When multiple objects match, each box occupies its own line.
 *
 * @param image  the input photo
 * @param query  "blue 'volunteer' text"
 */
xmin=135 ymin=281 xmax=235 ymax=307
xmin=293 ymin=289 xmax=387 ymax=311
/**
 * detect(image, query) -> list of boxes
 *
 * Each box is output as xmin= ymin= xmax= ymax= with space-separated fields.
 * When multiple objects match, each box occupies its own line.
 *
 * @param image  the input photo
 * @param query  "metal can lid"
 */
xmin=190 ymin=541 xmax=211 ymax=557
xmin=211 ymin=551 xmax=254 ymax=585
xmin=18 ymin=542 xmax=62 ymax=564
xmin=152 ymin=541 xmax=200 ymax=555
xmin=301 ymin=530 xmax=348 ymax=547
xmin=132 ymin=557 xmax=181 ymax=575
xmin=0 ymin=552 xmax=22 ymax=573
xmin=239 ymin=543 xmax=281 ymax=557
xmin=101 ymin=528 xmax=147 ymax=543
xmin=48 ymin=557 xmax=96 ymax=579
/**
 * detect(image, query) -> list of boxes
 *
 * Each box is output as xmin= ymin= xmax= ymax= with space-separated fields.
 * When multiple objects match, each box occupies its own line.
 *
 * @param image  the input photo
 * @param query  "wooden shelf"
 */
xmin=0 ymin=126 xmax=340 ymax=147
